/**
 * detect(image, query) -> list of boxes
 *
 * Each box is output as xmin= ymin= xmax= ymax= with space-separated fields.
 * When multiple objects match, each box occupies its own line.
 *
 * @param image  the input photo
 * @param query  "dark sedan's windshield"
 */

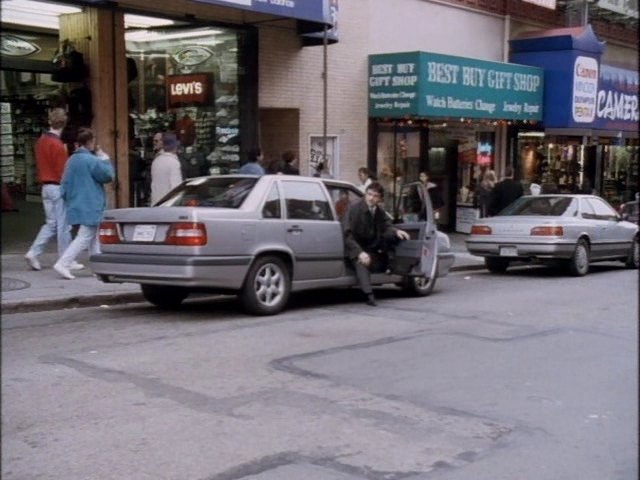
xmin=157 ymin=177 xmax=258 ymax=208
xmin=499 ymin=196 xmax=578 ymax=217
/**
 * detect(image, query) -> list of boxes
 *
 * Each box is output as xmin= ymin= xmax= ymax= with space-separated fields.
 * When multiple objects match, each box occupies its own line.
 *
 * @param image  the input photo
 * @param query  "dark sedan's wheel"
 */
xmin=485 ymin=256 xmax=509 ymax=273
xmin=141 ymin=284 xmax=189 ymax=309
xmin=568 ymin=239 xmax=590 ymax=276
xmin=241 ymin=256 xmax=290 ymax=316
xmin=402 ymin=274 xmax=437 ymax=297
xmin=624 ymin=236 xmax=639 ymax=269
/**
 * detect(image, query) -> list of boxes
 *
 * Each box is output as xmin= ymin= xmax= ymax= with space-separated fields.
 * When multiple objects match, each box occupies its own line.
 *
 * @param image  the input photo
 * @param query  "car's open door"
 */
xmin=390 ymin=182 xmax=438 ymax=278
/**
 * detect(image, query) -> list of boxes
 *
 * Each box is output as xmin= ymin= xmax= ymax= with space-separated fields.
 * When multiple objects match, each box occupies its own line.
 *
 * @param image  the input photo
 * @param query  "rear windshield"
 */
xmin=157 ymin=177 xmax=258 ymax=208
xmin=499 ymin=196 xmax=578 ymax=217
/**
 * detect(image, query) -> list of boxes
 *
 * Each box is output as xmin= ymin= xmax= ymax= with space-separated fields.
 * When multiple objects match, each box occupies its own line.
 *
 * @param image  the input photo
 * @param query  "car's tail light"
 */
xmin=470 ymin=225 xmax=492 ymax=235
xmin=531 ymin=226 xmax=563 ymax=236
xmin=99 ymin=222 xmax=120 ymax=244
xmin=165 ymin=222 xmax=207 ymax=246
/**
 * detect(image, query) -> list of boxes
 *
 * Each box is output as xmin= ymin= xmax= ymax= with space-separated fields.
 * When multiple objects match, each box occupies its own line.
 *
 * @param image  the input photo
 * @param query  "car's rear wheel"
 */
xmin=241 ymin=256 xmax=290 ymax=315
xmin=624 ymin=236 xmax=639 ymax=269
xmin=485 ymin=256 xmax=509 ymax=273
xmin=141 ymin=284 xmax=189 ymax=309
xmin=568 ymin=239 xmax=590 ymax=276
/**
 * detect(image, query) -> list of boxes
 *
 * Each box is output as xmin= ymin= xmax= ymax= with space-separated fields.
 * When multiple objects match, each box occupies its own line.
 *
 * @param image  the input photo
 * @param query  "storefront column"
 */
xmin=496 ymin=124 xmax=508 ymax=176
xmin=59 ymin=9 xmax=129 ymax=208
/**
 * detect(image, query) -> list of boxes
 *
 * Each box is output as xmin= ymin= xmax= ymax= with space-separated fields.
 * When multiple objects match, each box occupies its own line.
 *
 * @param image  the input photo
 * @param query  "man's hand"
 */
xmin=396 ymin=229 xmax=410 ymax=241
xmin=357 ymin=251 xmax=371 ymax=267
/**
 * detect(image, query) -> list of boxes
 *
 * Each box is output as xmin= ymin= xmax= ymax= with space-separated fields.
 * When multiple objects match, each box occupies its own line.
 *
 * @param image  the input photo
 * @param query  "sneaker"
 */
xmin=53 ymin=262 xmax=75 ymax=280
xmin=69 ymin=261 xmax=85 ymax=271
xmin=24 ymin=252 xmax=41 ymax=271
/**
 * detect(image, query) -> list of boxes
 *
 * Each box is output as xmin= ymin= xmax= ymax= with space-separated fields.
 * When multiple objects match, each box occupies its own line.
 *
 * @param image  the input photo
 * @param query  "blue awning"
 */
xmin=191 ymin=0 xmax=334 ymax=34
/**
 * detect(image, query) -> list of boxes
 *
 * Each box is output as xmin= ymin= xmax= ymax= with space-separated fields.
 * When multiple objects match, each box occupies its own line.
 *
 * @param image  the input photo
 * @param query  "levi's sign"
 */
xmin=167 ymin=74 xmax=211 ymax=107
xmin=368 ymin=51 xmax=544 ymax=120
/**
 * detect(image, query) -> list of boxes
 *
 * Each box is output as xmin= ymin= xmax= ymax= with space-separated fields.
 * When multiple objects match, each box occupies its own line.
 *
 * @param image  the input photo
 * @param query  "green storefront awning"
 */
xmin=368 ymin=51 xmax=544 ymax=121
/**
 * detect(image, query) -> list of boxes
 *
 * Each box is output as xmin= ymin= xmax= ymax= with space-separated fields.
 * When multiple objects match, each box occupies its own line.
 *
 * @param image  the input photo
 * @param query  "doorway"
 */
xmin=259 ymin=108 xmax=300 ymax=173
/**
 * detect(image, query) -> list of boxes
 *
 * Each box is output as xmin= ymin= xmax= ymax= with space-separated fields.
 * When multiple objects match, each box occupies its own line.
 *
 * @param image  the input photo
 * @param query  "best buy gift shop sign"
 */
xmin=368 ymin=51 xmax=544 ymax=121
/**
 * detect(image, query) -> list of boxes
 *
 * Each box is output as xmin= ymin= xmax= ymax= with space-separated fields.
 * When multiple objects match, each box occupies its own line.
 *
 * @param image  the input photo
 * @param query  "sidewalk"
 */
xmin=1 ymin=233 xmax=484 ymax=314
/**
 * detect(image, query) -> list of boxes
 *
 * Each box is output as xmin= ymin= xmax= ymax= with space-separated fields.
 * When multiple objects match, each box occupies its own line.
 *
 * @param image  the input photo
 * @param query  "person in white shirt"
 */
xmin=150 ymin=132 xmax=183 ymax=205
xmin=357 ymin=167 xmax=373 ymax=192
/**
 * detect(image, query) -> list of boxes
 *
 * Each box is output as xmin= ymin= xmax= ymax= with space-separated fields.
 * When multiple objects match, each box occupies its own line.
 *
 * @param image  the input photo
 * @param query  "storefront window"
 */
xmin=375 ymin=124 xmax=421 ymax=212
xmin=126 ymin=25 xmax=242 ymax=206
xmin=601 ymin=145 xmax=639 ymax=208
xmin=516 ymin=132 xmax=591 ymax=195
xmin=515 ymin=131 xmax=545 ymax=193
xmin=456 ymin=130 xmax=495 ymax=204
xmin=543 ymin=141 xmax=586 ymax=194
xmin=0 ymin=71 xmax=60 ymax=198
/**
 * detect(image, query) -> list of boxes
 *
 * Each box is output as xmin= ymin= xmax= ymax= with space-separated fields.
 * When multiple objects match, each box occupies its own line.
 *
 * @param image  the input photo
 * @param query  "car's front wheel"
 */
xmin=568 ymin=239 xmax=590 ymax=276
xmin=141 ymin=284 xmax=189 ymax=309
xmin=402 ymin=274 xmax=437 ymax=297
xmin=241 ymin=256 xmax=291 ymax=315
xmin=624 ymin=236 xmax=639 ymax=269
xmin=485 ymin=256 xmax=509 ymax=273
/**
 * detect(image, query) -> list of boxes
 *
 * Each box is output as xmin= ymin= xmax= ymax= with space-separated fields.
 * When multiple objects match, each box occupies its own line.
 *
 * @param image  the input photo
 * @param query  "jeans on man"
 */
xmin=57 ymin=225 xmax=100 ymax=267
xmin=27 ymin=184 xmax=71 ymax=257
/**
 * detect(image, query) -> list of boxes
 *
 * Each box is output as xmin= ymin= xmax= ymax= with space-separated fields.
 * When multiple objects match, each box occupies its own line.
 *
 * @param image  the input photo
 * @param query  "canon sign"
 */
xmin=167 ymin=74 xmax=211 ymax=107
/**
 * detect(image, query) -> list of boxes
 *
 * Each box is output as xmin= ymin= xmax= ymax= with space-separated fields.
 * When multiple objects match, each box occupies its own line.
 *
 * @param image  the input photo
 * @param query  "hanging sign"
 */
xmin=369 ymin=51 xmax=544 ymax=121
xmin=190 ymin=0 xmax=332 ymax=30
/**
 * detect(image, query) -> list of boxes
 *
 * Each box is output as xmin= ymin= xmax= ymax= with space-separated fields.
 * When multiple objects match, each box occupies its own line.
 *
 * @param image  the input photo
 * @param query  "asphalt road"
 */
xmin=2 ymin=264 xmax=638 ymax=480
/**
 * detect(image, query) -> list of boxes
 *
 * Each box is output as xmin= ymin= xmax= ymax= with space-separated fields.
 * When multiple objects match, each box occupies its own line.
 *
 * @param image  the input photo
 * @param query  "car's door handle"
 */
xmin=287 ymin=226 xmax=303 ymax=233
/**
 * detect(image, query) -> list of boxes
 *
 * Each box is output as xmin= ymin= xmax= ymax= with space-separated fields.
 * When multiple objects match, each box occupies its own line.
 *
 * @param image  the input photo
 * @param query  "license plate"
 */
xmin=133 ymin=224 xmax=157 ymax=242
xmin=499 ymin=246 xmax=518 ymax=257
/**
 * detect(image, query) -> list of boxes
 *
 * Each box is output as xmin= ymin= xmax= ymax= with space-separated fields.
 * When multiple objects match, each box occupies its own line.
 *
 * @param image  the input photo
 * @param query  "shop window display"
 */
xmin=456 ymin=131 xmax=495 ymax=205
xmin=543 ymin=143 xmax=585 ymax=194
xmin=0 ymin=71 xmax=61 ymax=199
xmin=375 ymin=128 xmax=420 ymax=213
xmin=601 ymin=145 xmax=639 ymax=208
xmin=516 ymin=133 xmax=590 ymax=195
xmin=126 ymin=26 xmax=242 ymax=206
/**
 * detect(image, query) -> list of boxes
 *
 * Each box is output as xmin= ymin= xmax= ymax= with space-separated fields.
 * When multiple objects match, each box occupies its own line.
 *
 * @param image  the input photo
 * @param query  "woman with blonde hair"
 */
xmin=476 ymin=169 xmax=497 ymax=218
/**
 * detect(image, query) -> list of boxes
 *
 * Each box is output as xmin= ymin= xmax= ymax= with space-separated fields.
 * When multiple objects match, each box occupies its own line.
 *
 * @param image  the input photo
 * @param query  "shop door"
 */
xmin=427 ymin=145 xmax=458 ymax=231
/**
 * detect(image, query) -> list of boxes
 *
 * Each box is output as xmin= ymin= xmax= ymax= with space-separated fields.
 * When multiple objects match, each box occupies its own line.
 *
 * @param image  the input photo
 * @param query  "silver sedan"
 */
xmin=91 ymin=175 xmax=454 ymax=315
xmin=465 ymin=194 xmax=639 ymax=275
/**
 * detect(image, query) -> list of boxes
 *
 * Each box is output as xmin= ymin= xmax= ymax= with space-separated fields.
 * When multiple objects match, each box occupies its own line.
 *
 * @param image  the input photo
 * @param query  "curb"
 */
xmin=2 ymin=292 xmax=144 ymax=315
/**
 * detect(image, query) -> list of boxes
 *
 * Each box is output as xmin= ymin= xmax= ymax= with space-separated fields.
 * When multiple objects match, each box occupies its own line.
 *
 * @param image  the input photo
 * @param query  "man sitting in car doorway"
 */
xmin=342 ymin=182 xmax=410 ymax=306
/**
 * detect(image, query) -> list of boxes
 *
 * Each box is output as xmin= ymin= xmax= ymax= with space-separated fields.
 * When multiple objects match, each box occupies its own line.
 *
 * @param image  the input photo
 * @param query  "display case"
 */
xmin=0 ymin=102 xmax=15 ymax=185
xmin=0 ymin=97 xmax=50 ymax=198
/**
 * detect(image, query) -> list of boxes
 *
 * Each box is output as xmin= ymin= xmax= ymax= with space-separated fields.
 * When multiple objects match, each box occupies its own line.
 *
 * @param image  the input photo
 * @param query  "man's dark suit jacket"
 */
xmin=489 ymin=178 xmax=524 ymax=216
xmin=342 ymin=199 xmax=397 ymax=261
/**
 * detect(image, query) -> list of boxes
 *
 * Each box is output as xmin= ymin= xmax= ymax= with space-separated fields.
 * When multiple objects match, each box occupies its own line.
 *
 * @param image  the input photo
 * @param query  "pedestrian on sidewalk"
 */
xmin=488 ymin=167 xmax=523 ymax=216
xmin=150 ymin=132 xmax=183 ymax=205
xmin=418 ymin=171 xmax=444 ymax=220
xmin=357 ymin=167 xmax=374 ymax=192
xmin=53 ymin=127 xmax=115 ymax=280
xmin=24 ymin=108 xmax=79 ymax=271
xmin=238 ymin=147 xmax=266 ymax=175
xmin=475 ymin=169 xmax=497 ymax=218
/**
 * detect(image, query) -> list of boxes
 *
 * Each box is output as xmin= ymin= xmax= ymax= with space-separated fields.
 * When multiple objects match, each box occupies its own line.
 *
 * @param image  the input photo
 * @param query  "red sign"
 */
xmin=167 ymin=74 xmax=211 ymax=107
